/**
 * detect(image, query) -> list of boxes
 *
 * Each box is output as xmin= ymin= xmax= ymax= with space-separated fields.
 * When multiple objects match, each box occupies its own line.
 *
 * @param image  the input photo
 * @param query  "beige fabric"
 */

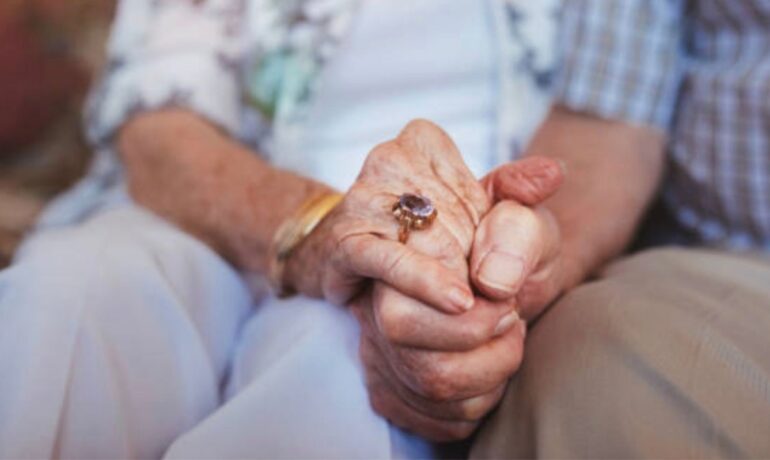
xmin=471 ymin=248 xmax=770 ymax=459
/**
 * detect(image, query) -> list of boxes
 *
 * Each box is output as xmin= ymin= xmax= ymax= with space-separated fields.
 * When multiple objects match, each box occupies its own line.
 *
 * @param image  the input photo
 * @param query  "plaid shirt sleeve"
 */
xmin=553 ymin=0 xmax=686 ymax=129
xmin=86 ymin=0 xmax=245 ymax=147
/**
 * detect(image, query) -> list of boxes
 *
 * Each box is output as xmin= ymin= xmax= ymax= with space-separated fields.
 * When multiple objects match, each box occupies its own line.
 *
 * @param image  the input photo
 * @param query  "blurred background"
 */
xmin=0 ymin=0 xmax=114 ymax=266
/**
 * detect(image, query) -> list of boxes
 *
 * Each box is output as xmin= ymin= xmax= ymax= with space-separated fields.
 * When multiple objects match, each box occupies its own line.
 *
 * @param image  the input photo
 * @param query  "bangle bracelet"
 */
xmin=268 ymin=192 xmax=344 ymax=298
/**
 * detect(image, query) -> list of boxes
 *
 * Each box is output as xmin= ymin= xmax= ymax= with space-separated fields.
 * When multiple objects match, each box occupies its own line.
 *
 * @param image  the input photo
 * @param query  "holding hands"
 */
xmin=285 ymin=119 xmax=566 ymax=440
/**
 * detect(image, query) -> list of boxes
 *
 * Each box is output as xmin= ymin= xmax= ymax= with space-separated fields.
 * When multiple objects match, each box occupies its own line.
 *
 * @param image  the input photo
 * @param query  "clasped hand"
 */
xmin=285 ymin=120 xmax=565 ymax=441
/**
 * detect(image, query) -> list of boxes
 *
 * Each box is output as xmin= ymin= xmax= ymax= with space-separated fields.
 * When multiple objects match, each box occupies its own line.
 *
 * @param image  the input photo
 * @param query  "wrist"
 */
xmin=268 ymin=192 xmax=343 ymax=297
xmin=539 ymin=205 xmax=596 ymax=294
xmin=282 ymin=222 xmax=326 ymax=299
xmin=557 ymin=226 xmax=609 ymax=291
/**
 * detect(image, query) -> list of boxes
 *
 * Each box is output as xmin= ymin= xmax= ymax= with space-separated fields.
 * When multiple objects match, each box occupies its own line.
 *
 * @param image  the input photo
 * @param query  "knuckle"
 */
xmin=404 ymin=118 xmax=438 ymax=134
xmin=376 ymin=300 xmax=410 ymax=343
xmin=429 ymin=230 xmax=465 ymax=263
xmin=413 ymin=359 xmax=458 ymax=402
xmin=365 ymin=141 xmax=400 ymax=165
xmin=337 ymin=234 xmax=379 ymax=274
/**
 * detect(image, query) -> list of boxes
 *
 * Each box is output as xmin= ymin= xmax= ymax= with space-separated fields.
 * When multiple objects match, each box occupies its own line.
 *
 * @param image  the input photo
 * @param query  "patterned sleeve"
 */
xmin=553 ymin=0 xmax=685 ymax=129
xmin=86 ymin=0 xmax=245 ymax=147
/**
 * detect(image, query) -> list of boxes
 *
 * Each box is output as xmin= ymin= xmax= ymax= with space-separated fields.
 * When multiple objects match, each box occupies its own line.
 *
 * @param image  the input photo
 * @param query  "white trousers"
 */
xmin=0 ymin=206 xmax=432 ymax=459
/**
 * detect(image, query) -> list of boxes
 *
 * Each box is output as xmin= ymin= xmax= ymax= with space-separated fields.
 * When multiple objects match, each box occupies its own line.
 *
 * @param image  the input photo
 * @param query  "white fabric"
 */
xmin=0 ymin=207 xmax=429 ymax=459
xmin=0 ymin=208 xmax=252 ymax=459
xmin=167 ymin=295 xmax=431 ymax=460
xmin=283 ymin=0 xmax=498 ymax=185
xmin=0 ymin=1 xmax=496 ymax=458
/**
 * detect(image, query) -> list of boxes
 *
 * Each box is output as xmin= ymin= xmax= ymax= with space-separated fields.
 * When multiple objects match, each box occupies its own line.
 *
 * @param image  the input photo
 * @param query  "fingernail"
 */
xmin=449 ymin=287 xmax=474 ymax=312
xmin=494 ymin=310 xmax=520 ymax=336
xmin=478 ymin=251 xmax=525 ymax=295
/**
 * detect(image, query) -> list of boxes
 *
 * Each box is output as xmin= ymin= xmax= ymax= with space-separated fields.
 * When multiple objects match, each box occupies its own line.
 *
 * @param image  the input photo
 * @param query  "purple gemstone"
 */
xmin=399 ymin=194 xmax=434 ymax=218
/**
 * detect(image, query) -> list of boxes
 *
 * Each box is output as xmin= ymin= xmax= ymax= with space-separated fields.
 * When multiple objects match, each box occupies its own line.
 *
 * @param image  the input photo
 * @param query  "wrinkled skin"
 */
xmin=286 ymin=119 xmax=491 ymax=314
xmin=286 ymin=119 xmax=565 ymax=441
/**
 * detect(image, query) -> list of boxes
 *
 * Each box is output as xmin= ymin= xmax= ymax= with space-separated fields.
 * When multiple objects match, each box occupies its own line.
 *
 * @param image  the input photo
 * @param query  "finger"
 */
xmin=367 ymin=371 xmax=480 ymax=442
xmin=369 ymin=338 xmax=508 ymax=422
xmin=405 ymin=217 xmax=469 ymax=276
xmin=470 ymin=201 xmax=551 ymax=300
xmin=481 ymin=156 xmax=565 ymax=206
xmin=390 ymin=379 xmax=507 ymax=424
xmin=372 ymin=282 xmax=520 ymax=352
xmin=357 ymin=289 xmax=526 ymax=404
xmin=361 ymin=340 xmax=480 ymax=442
xmin=387 ymin=321 xmax=527 ymax=402
xmin=332 ymin=234 xmax=474 ymax=313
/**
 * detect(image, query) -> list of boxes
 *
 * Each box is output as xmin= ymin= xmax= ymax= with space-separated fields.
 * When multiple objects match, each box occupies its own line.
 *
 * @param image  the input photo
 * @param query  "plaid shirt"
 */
xmin=556 ymin=0 xmax=770 ymax=250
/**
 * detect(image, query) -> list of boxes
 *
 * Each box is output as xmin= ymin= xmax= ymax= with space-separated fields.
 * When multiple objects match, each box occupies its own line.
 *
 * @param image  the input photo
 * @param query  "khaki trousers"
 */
xmin=471 ymin=248 xmax=770 ymax=459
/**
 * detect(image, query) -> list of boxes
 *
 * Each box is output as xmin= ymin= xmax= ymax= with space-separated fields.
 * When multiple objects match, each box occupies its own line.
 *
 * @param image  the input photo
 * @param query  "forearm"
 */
xmin=117 ymin=109 xmax=332 ymax=272
xmin=527 ymin=106 xmax=666 ymax=287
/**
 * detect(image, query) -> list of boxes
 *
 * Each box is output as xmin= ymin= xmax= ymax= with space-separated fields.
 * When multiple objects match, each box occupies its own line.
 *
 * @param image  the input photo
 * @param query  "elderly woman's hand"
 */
xmin=288 ymin=118 xmax=565 ymax=441
xmin=284 ymin=119 xmax=490 ymax=313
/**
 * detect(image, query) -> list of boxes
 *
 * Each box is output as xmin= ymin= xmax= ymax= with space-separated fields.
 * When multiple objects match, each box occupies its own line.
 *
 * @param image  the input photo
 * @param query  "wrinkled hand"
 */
xmin=348 ymin=123 xmax=564 ymax=441
xmin=285 ymin=119 xmax=490 ymax=313
xmin=351 ymin=287 xmax=524 ymax=441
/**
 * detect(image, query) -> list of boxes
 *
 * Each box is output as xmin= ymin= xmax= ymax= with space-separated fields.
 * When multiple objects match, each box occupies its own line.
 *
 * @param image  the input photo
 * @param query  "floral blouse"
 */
xmin=38 ymin=0 xmax=557 ymax=228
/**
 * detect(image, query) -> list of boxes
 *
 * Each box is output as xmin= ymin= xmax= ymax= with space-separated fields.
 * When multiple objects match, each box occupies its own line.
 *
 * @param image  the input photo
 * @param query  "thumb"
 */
xmin=481 ymin=156 xmax=565 ymax=205
xmin=470 ymin=201 xmax=547 ymax=300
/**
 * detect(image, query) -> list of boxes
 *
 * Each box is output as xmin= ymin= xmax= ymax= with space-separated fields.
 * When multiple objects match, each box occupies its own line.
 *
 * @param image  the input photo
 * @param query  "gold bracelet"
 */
xmin=268 ymin=192 xmax=344 ymax=298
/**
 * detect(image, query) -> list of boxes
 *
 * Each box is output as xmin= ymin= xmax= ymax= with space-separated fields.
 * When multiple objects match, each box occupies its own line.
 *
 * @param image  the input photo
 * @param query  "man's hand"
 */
xmin=469 ymin=105 xmax=667 ymax=320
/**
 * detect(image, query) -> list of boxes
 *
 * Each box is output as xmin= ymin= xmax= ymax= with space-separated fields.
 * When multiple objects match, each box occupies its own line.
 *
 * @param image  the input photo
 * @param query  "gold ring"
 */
xmin=392 ymin=193 xmax=437 ymax=243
